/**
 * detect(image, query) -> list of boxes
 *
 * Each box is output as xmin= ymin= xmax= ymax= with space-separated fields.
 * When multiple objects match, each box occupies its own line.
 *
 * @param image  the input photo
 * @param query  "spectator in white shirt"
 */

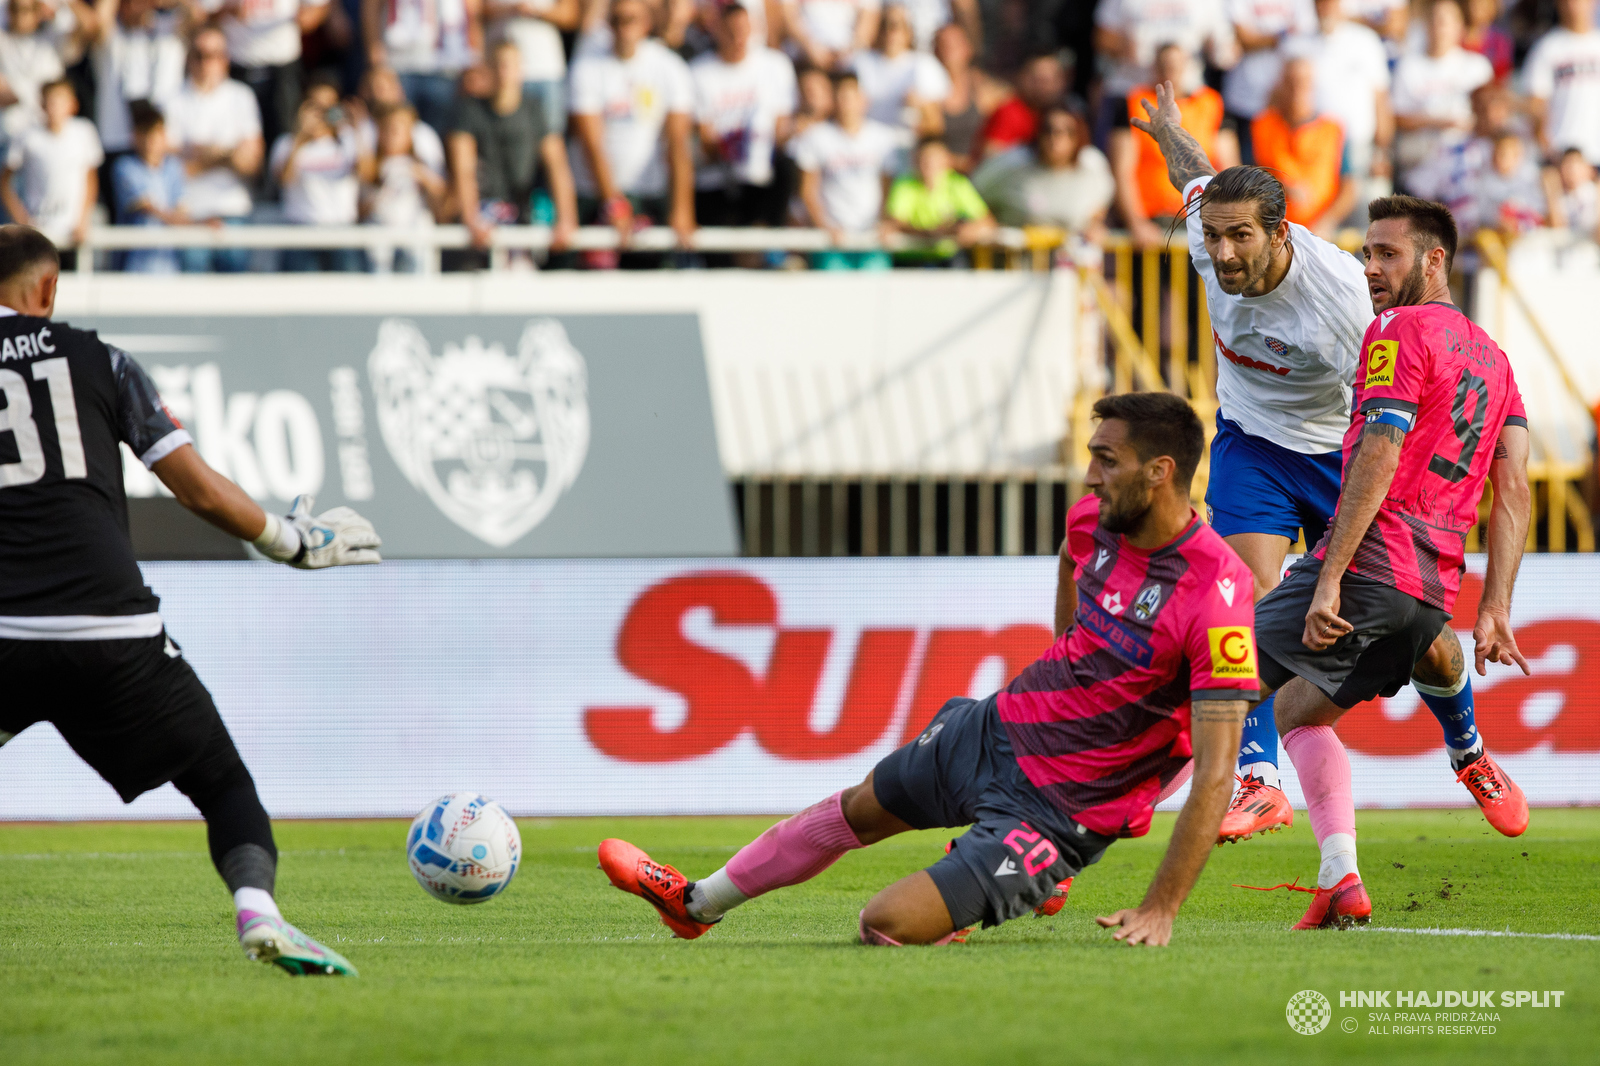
xmin=1548 ymin=145 xmax=1600 ymax=238
xmin=1093 ymin=0 xmax=1237 ymax=109
xmin=486 ymin=0 xmax=579 ymax=134
xmin=165 ymin=26 xmax=263 ymax=271
xmin=1523 ymin=0 xmax=1600 ymax=164
xmin=791 ymin=70 xmax=899 ymax=268
xmin=0 ymin=0 xmax=97 ymax=138
xmin=201 ymin=0 xmax=331 ymax=151
xmin=0 ymin=78 xmax=101 ymax=260
xmin=1224 ymin=0 xmax=1317 ymax=158
xmin=849 ymin=2 xmax=946 ymax=135
xmin=87 ymin=0 xmax=185 ymax=159
xmin=1392 ymin=0 xmax=1492 ymax=188
xmin=1344 ymin=0 xmax=1404 ymax=43
xmin=890 ymin=0 xmax=977 ymax=53
xmin=691 ymin=1 xmax=796 ymax=230
xmin=1284 ymin=0 xmax=1394 ymax=210
xmin=784 ymin=0 xmax=880 ymax=71
xmin=362 ymin=0 xmax=483 ymax=135
xmin=1459 ymin=130 xmax=1547 ymax=235
xmin=364 ymin=101 xmax=446 ymax=271
xmin=270 ymin=90 xmax=372 ymax=270
xmin=354 ymin=62 xmax=446 ymax=176
xmin=568 ymin=0 xmax=696 ymax=250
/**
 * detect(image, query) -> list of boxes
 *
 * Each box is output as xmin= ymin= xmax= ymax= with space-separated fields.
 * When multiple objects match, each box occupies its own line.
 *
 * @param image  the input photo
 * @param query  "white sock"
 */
xmin=1447 ymin=737 xmax=1484 ymax=770
xmin=686 ymin=868 xmax=748 ymax=922
xmin=1317 ymin=832 xmax=1359 ymax=890
xmin=233 ymin=887 xmax=281 ymax=920
xmin=1240 ymin=760 xmax=1281 ymax=789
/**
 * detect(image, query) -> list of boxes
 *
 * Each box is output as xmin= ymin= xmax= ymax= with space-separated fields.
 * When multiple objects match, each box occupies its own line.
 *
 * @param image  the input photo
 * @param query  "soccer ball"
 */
xmin=406 ymin=793 xmax=522 ymax=904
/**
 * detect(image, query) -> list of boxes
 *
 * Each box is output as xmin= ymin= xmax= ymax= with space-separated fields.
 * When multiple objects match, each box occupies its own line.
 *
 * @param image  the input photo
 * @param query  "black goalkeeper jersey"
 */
xmin=0 ymin=309 xmax=189 ymax=626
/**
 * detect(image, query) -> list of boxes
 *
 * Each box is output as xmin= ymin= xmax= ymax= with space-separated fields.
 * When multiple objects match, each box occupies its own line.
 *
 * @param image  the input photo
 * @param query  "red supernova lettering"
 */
xmin=583 ymin=572 xmax=1051 ymax=763
xmin=583 ymin=570 xmax=1600 ymax=764
xmin=1213 ymin=329 xmax=1291 ymax=376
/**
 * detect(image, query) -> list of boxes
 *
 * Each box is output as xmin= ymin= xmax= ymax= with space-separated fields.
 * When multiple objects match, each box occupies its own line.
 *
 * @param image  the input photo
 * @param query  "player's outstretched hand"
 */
xmin=285 ymin=495 xmax=383 ymax=569
xmin=1095 ymin=905 xmax=1174 ymax=947
xmin=1473 ymin=608 xmax=1530 ymax=677
xmin=1129 ymin=81 xmax=1182 ymax=139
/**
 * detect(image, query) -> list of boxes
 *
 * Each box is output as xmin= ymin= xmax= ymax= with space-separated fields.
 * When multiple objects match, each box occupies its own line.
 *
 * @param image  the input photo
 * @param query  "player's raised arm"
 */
xmin=1096 ymin=697 xmax=1248 ymax=946
xmin=154 ymin=445 xmax=382 ymax=568
xmin=1475 ymin=423 xmax=1532 ymax=676
xmin=1129 ymin=81 xmax=1218 ymax=196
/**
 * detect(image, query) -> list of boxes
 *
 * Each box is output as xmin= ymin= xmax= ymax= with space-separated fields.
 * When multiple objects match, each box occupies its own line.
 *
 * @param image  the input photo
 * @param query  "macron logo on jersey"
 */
xmin=1095 ymin=548 xmax=1110 ymax=570
xmin=1379 ymin=309 xmax=1399 ymax=332
xmin=1216 ymin=577 xmax=1236 ymax=606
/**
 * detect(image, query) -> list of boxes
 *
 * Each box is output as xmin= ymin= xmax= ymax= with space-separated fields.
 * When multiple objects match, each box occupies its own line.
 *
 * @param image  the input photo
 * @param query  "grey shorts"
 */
xmin=1255 ymin=554 xmax=1450 ymax=709
xmin=871 ymin=695 xmax=1114 ymax=929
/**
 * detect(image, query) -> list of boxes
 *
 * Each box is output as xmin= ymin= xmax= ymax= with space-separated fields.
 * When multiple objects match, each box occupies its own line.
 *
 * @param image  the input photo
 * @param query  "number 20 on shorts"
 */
xmin=1003 ymin=825 xmax=1059 ymax=876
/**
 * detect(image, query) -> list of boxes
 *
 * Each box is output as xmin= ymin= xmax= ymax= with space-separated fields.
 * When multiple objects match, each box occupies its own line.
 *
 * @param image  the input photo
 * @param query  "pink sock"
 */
xmin=1282 ymin=725 xmax=1356 ymax=846
xmin=724 ymin=791 xmax=865 ymax=899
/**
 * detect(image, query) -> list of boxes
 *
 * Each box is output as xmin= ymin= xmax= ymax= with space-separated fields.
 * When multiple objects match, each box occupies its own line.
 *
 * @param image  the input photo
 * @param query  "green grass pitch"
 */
xmin=2 ymin=810 xmax=1596 ymax=1065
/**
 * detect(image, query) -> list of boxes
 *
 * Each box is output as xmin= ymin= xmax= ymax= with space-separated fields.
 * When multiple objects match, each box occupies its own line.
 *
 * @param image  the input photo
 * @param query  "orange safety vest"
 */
xmin=1250 ymin=109 xmax=1345 ymax=226
xmin=1127 ymin=85 xmax=1224 ymax=219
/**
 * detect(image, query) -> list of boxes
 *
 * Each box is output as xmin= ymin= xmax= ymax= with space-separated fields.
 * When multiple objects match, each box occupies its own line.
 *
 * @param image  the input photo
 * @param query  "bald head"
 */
xmin=0 ymin=225 xmax=60 ymax=317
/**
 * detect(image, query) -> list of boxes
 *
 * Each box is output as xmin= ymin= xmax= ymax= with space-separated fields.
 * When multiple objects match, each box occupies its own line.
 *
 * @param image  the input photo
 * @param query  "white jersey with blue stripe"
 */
xmin=1183 ymin=175 xmax=1373 ymax=455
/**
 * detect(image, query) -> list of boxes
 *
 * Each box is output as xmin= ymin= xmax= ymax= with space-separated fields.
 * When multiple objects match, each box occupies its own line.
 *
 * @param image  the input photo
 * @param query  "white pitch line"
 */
xmin=1367 ymin=926 xmax=1600 ymax=942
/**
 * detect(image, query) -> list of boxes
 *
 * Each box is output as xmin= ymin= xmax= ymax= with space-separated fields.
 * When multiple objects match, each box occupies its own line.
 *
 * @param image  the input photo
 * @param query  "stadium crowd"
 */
xmin=2 ymin=0 xmax=1597 ymax=269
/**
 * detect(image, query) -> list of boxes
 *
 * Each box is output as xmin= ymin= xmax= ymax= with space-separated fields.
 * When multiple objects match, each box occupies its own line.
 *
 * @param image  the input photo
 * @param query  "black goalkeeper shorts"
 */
xmin=872 ymin=695 xmax=1115 ymax=929
xmin=0 ymin=632 xmax=228 ymax=802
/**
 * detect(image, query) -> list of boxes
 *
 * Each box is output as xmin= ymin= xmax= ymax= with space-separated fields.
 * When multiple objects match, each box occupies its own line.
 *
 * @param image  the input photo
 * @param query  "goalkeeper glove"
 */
xmin=252 ymin=495 xmax=383 ymax=568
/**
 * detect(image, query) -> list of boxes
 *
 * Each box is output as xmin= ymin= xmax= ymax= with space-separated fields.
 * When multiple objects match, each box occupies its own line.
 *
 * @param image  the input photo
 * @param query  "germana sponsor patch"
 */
xmin=1365 ymin=340 xmax=1397 ymax=388
xmin=1207 ymin=626 xmax=1258 ymax=679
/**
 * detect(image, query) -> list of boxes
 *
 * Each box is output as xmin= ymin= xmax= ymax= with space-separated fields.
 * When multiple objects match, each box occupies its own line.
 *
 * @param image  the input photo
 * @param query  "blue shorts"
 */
xmin=1206 ymin=413 xmax=1343 ymax=546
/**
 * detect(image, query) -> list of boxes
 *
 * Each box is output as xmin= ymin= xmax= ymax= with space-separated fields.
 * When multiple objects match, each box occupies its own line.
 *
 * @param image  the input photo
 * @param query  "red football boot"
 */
xmin=1217 ymin=774 xmax=1294 ymax=844
xmin=597 ymin=838 xmax=716 ymax=940
xmin=1034 ymin=877 xmax=1074 ymax=917
xmin=1291 ymin=872 xmax=1372 ymax=930
xmin=1456 ymin=751 xmax=1529 ymax=837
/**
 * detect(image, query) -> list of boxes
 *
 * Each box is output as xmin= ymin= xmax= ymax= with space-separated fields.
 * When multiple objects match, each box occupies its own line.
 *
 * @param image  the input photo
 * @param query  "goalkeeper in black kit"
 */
xmin=0 ymin=225 xmax=380 ymax=976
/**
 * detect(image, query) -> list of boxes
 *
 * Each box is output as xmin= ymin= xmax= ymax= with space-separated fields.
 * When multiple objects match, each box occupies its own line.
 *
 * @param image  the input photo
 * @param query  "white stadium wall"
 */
xmin=1 ymin=556 xmax=1596 ymax=820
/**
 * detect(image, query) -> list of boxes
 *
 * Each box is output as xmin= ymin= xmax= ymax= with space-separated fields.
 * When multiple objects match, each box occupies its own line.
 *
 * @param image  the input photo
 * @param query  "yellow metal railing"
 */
xmin=1073 ymin=232 xmax=1594 ymax=552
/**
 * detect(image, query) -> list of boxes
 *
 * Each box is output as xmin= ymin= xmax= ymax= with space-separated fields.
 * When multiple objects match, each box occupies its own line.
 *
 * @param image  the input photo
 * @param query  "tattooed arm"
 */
xmin=1129 ymin=80 xmax=1217 ymax=194
xmin=1096 ymin=697 xmax=1246 ymax=946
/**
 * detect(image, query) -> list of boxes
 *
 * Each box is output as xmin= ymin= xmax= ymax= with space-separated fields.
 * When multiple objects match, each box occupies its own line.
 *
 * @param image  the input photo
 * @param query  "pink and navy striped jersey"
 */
xmin=1314 ymin=302 xmax=1526 ymax=612
xmin=997 ymin=496 xmax=1259 ymax=838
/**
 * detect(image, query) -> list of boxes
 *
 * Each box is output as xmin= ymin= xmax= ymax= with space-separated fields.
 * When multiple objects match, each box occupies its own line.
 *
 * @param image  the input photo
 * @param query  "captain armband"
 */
xmin=1364 ymin=406 xmax=1414 ymax=433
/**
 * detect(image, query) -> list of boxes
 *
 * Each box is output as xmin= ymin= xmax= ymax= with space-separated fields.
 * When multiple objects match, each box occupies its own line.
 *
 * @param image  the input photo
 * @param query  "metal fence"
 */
xmin=733 ymin=473 xmax=1074 ymax=557
xmin=71 ymin=223 xmax=1072 ymax=274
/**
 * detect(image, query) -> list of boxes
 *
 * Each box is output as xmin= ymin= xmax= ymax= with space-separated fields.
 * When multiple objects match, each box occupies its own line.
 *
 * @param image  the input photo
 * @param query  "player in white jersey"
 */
xmin=1133 ymin=83 xmax=1499 ymax=843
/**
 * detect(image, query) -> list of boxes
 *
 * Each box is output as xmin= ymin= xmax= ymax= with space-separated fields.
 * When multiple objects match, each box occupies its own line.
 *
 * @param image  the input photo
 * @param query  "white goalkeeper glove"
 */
xmin=252 ymin=495 xmax=383 ymax=569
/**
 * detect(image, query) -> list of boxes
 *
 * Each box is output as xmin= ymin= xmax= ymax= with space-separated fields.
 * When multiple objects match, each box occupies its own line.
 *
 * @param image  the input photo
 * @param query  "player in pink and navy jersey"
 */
xmin=597 ymin=394 xmax=1260 ymax=947
xmin=1253 ymin=196 xmax=1534 ymax=929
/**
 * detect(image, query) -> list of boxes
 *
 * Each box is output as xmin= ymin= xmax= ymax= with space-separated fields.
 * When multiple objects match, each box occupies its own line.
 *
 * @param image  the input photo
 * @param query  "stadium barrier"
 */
xmin=70 ymin=223 xmax=1072 ymax=274
xmin=1 ymin=555 xmax=1594 ymax=820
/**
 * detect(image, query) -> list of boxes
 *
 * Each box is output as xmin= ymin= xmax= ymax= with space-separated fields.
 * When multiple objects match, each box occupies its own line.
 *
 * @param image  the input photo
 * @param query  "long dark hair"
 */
xmin=1173 ymin=165 xmax=1288 ymax=234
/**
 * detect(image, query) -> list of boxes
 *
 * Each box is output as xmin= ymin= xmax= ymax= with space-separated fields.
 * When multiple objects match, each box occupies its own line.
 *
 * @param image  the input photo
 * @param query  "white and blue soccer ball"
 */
xmin=406 ymin=793 xmax=522 ymax=904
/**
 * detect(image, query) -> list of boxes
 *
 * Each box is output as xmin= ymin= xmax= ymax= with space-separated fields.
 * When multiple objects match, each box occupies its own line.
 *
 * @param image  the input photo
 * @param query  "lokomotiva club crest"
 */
xmin=368 ymin=318 xmax=590 ymax=547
